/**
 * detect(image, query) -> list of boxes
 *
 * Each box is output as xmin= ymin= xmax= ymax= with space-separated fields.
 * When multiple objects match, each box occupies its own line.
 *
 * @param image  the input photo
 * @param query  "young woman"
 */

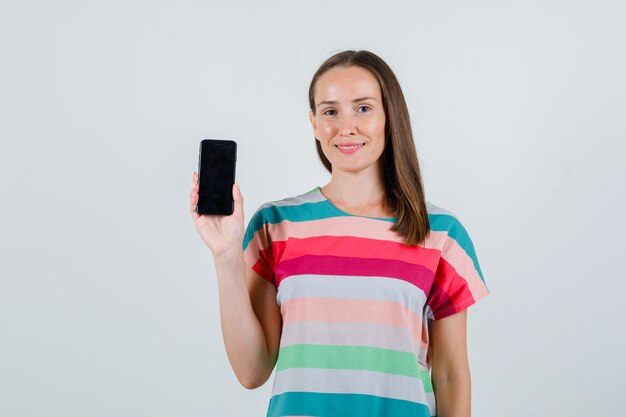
xmin=190 ymin=50 xmax=490 ymax=417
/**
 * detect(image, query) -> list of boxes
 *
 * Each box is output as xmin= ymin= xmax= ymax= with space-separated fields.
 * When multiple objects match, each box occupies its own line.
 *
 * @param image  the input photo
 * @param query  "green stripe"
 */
xmin=277 ymin=344 xmax=432 ymax=392
xmin=267 ymin=391 xmax=432 ymax=417
xmin=242 ymin=200 xmax=340 ymax=250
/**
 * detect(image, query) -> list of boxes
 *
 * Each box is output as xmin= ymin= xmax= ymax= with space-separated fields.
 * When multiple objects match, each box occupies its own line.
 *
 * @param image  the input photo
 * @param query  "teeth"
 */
xmin=338 ymin=144 xmax=364 ymax=149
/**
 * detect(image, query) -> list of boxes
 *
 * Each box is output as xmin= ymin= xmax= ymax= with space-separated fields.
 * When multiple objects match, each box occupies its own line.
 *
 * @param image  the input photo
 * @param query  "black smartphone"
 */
xmin=196 ymin=139 xmax=237 ymax=215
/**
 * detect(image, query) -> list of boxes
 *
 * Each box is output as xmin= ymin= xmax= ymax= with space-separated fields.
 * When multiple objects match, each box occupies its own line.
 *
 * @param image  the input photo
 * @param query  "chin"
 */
xmin=330 ymin=162 xmax=373 ymax=174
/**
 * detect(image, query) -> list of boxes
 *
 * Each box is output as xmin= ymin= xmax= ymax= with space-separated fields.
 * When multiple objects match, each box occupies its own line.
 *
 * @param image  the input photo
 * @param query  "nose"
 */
xmin=339 ymin=113 xmax=356 ymax=136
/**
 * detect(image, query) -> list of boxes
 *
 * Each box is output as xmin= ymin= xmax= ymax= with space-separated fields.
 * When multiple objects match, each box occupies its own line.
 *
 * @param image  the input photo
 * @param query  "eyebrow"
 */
xmin=316 ymin=97 xmax=378 ymax=108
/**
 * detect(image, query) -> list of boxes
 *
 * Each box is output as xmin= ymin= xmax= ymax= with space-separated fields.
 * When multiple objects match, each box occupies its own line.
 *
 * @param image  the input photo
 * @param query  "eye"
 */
xmin=357 ymin=105 xmax=371 ymax=113
xmin=323 ymin=109 xmax=336 ymax=116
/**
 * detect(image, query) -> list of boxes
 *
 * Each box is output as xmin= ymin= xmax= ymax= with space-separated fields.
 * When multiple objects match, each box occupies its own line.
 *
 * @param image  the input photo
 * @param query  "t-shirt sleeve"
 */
xmin=242 ymin=204 xmax=275 ymax=286
xmin=426 ymin=213 xmax=490 ymax=320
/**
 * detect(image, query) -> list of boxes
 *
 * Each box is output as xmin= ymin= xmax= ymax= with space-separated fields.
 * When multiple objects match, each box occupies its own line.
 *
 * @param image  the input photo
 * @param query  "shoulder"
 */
xmin=425 ymin=200 xmax=476 ymax=254
xmin=255 ymin=187 xmax=323 ymax=215
xmin=246 ymin=187 xmax=324 ymax=231
xmin=425 ymin=201 xmax=488 ymax=292
xmin=253 ymin=187 xmax=324 ymax=223
xmin=426 ymin=200 xmax=465 ymax=233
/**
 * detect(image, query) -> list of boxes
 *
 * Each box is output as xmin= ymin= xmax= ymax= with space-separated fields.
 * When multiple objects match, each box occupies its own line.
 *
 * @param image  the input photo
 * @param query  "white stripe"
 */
xmin=280 ymin=321 xmax=422 ymax=355
xmin=276 ymin=274 xmax=428 ymax=316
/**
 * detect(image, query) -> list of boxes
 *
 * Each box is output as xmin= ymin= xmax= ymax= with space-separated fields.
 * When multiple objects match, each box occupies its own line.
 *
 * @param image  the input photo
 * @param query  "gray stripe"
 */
xmin=426 ymin=201 xmax=459 ymax=219
xmin=424 ymin=305 xmax=435 ymax=321
xmin=258 ymin=187 xmax=325 ymax=210
xmin=271 ymin=367 xmax=435 ymax=411
xmin=274 ymin=190 xmax=442 ymax=215
xmin=258 ymin=190 xmax=451 ymax=222
xmin=276 ymin=274 xmax=427 ymax=317
xmin=280 ymin=321 xmax=424 ymax=357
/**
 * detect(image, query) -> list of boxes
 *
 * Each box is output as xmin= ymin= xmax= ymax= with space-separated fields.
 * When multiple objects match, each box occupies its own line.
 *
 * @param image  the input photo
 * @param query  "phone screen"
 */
xmin=197 ymin=139 xmax=237 ymax=215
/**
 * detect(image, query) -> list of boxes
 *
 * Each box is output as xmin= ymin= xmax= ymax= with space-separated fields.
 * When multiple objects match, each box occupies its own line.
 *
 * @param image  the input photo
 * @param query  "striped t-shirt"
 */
xmin=242 ymin=186 xmax=490 ymax=417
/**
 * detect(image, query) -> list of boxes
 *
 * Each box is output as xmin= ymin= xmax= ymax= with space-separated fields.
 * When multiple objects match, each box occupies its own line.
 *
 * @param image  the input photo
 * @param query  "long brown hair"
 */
xmin=308 ymin=50 xmax=430 ymax=246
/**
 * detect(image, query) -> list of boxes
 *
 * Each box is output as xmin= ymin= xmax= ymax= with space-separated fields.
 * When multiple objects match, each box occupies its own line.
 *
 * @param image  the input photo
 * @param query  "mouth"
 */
xmin=335 ymin=143 xmax=366 ymax=150
xmin=335 ymin=142 xmax=366 ymax=155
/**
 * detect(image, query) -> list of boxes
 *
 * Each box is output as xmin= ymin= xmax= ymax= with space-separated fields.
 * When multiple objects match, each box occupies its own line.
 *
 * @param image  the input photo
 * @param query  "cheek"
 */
xmin=372 ymin=114 xmax=386 ymax=133
xmin=362 ymin=112 xmax=385 ymax=133
xmin=318 ymin=120 xmax=337 ymax=137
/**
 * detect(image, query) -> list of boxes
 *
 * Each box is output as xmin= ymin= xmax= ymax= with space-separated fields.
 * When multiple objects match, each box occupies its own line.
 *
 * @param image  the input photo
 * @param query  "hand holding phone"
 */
xmin=196 ymin=139 xmax=237 ymax=215
xmin=190 ymin=139 xmax=244 ymax=257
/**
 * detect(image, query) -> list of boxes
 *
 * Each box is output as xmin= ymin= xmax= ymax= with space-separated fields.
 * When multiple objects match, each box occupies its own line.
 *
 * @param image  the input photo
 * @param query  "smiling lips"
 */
xmin=336 ymin=142 xmax=365 ymax=154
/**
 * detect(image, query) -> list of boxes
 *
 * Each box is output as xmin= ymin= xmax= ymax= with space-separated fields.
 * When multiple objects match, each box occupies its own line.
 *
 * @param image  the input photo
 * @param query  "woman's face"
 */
xmin=309 ymin=65 xmax=386 ymax=175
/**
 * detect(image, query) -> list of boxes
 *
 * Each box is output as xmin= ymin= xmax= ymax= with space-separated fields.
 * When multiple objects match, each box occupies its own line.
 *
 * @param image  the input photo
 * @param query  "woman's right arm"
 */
xmin=214 ymin=251 xmax=282 ymax=389
xmin=189 ymin=171 xmax=281 ymax=389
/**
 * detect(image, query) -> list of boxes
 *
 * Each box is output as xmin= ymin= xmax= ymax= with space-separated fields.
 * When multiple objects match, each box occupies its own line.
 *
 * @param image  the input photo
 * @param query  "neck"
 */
xmin=321 ymin=162 xmax=390 ymax=213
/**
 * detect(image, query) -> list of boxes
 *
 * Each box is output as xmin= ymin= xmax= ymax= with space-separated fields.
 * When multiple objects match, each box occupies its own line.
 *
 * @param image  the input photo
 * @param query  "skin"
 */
xmin=430 ymin=309 xmax=472 ymax=417
xmin=189 ymin=65 xmax=472 ymax=416
xmin=190 ymin=181 xmax=280 ymax=390
xmin=309 ymin=65 xmax=393 ymax=218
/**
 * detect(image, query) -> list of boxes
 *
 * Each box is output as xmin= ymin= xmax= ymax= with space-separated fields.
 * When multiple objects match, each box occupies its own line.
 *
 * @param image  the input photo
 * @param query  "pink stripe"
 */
xmin=436 ymin=233 xmax=490 ymax=300
xmin=281 ymin=297 xmax=424 ymax=344
xmin=243 ymin=223 xmax=272 ymax=275
xmin=268 ymin=216 xmax=403 ymax=243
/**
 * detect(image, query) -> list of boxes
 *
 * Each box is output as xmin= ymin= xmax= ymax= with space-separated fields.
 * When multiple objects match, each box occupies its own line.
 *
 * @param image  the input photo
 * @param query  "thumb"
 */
xmin=233 ymin=181 xmax=244 ymax=217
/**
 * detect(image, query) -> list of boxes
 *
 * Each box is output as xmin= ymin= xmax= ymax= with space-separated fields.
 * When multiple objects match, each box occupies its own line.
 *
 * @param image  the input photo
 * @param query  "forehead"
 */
xmin=314 ymin=66 xmax=381 ymax=101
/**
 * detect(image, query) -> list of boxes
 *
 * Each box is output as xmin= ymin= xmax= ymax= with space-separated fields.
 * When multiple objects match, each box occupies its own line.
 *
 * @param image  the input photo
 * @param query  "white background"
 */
xmin=1 ymin=0 xmax=625 ymax=416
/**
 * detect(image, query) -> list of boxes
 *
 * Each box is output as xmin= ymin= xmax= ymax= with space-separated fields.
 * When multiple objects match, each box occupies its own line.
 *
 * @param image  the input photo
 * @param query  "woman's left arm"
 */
xmin=430 ymin=309 xmax=471 ymax=417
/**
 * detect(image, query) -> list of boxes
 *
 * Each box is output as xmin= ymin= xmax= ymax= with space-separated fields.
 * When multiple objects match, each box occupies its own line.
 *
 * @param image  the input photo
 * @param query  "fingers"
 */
xmin=190 ymin=171 xmax=241 ymax=219
xmin=232 ymin=181 xmax=241 ymax=203
xmin=190 ymin=171 xmax=199 ymax=219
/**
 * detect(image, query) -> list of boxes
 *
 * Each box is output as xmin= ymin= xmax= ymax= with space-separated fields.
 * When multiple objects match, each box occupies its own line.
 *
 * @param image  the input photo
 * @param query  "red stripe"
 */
xmin=252 ymin=247 xmax=275 ymax=285
xmin=427 ymin=257 xmax=475 ymax=319
xmin=274 ymin=254 xmax=434 ymax=293
xmin=252 ymin=260 xmax=273 ymax=284
xmin=272 ymin=235 xmax=440 ymax=269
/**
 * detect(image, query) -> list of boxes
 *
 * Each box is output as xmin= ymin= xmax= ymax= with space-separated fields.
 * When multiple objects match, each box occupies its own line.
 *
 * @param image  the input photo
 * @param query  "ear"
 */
xmin=309 ymin=110 xmax=318 ymax=140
